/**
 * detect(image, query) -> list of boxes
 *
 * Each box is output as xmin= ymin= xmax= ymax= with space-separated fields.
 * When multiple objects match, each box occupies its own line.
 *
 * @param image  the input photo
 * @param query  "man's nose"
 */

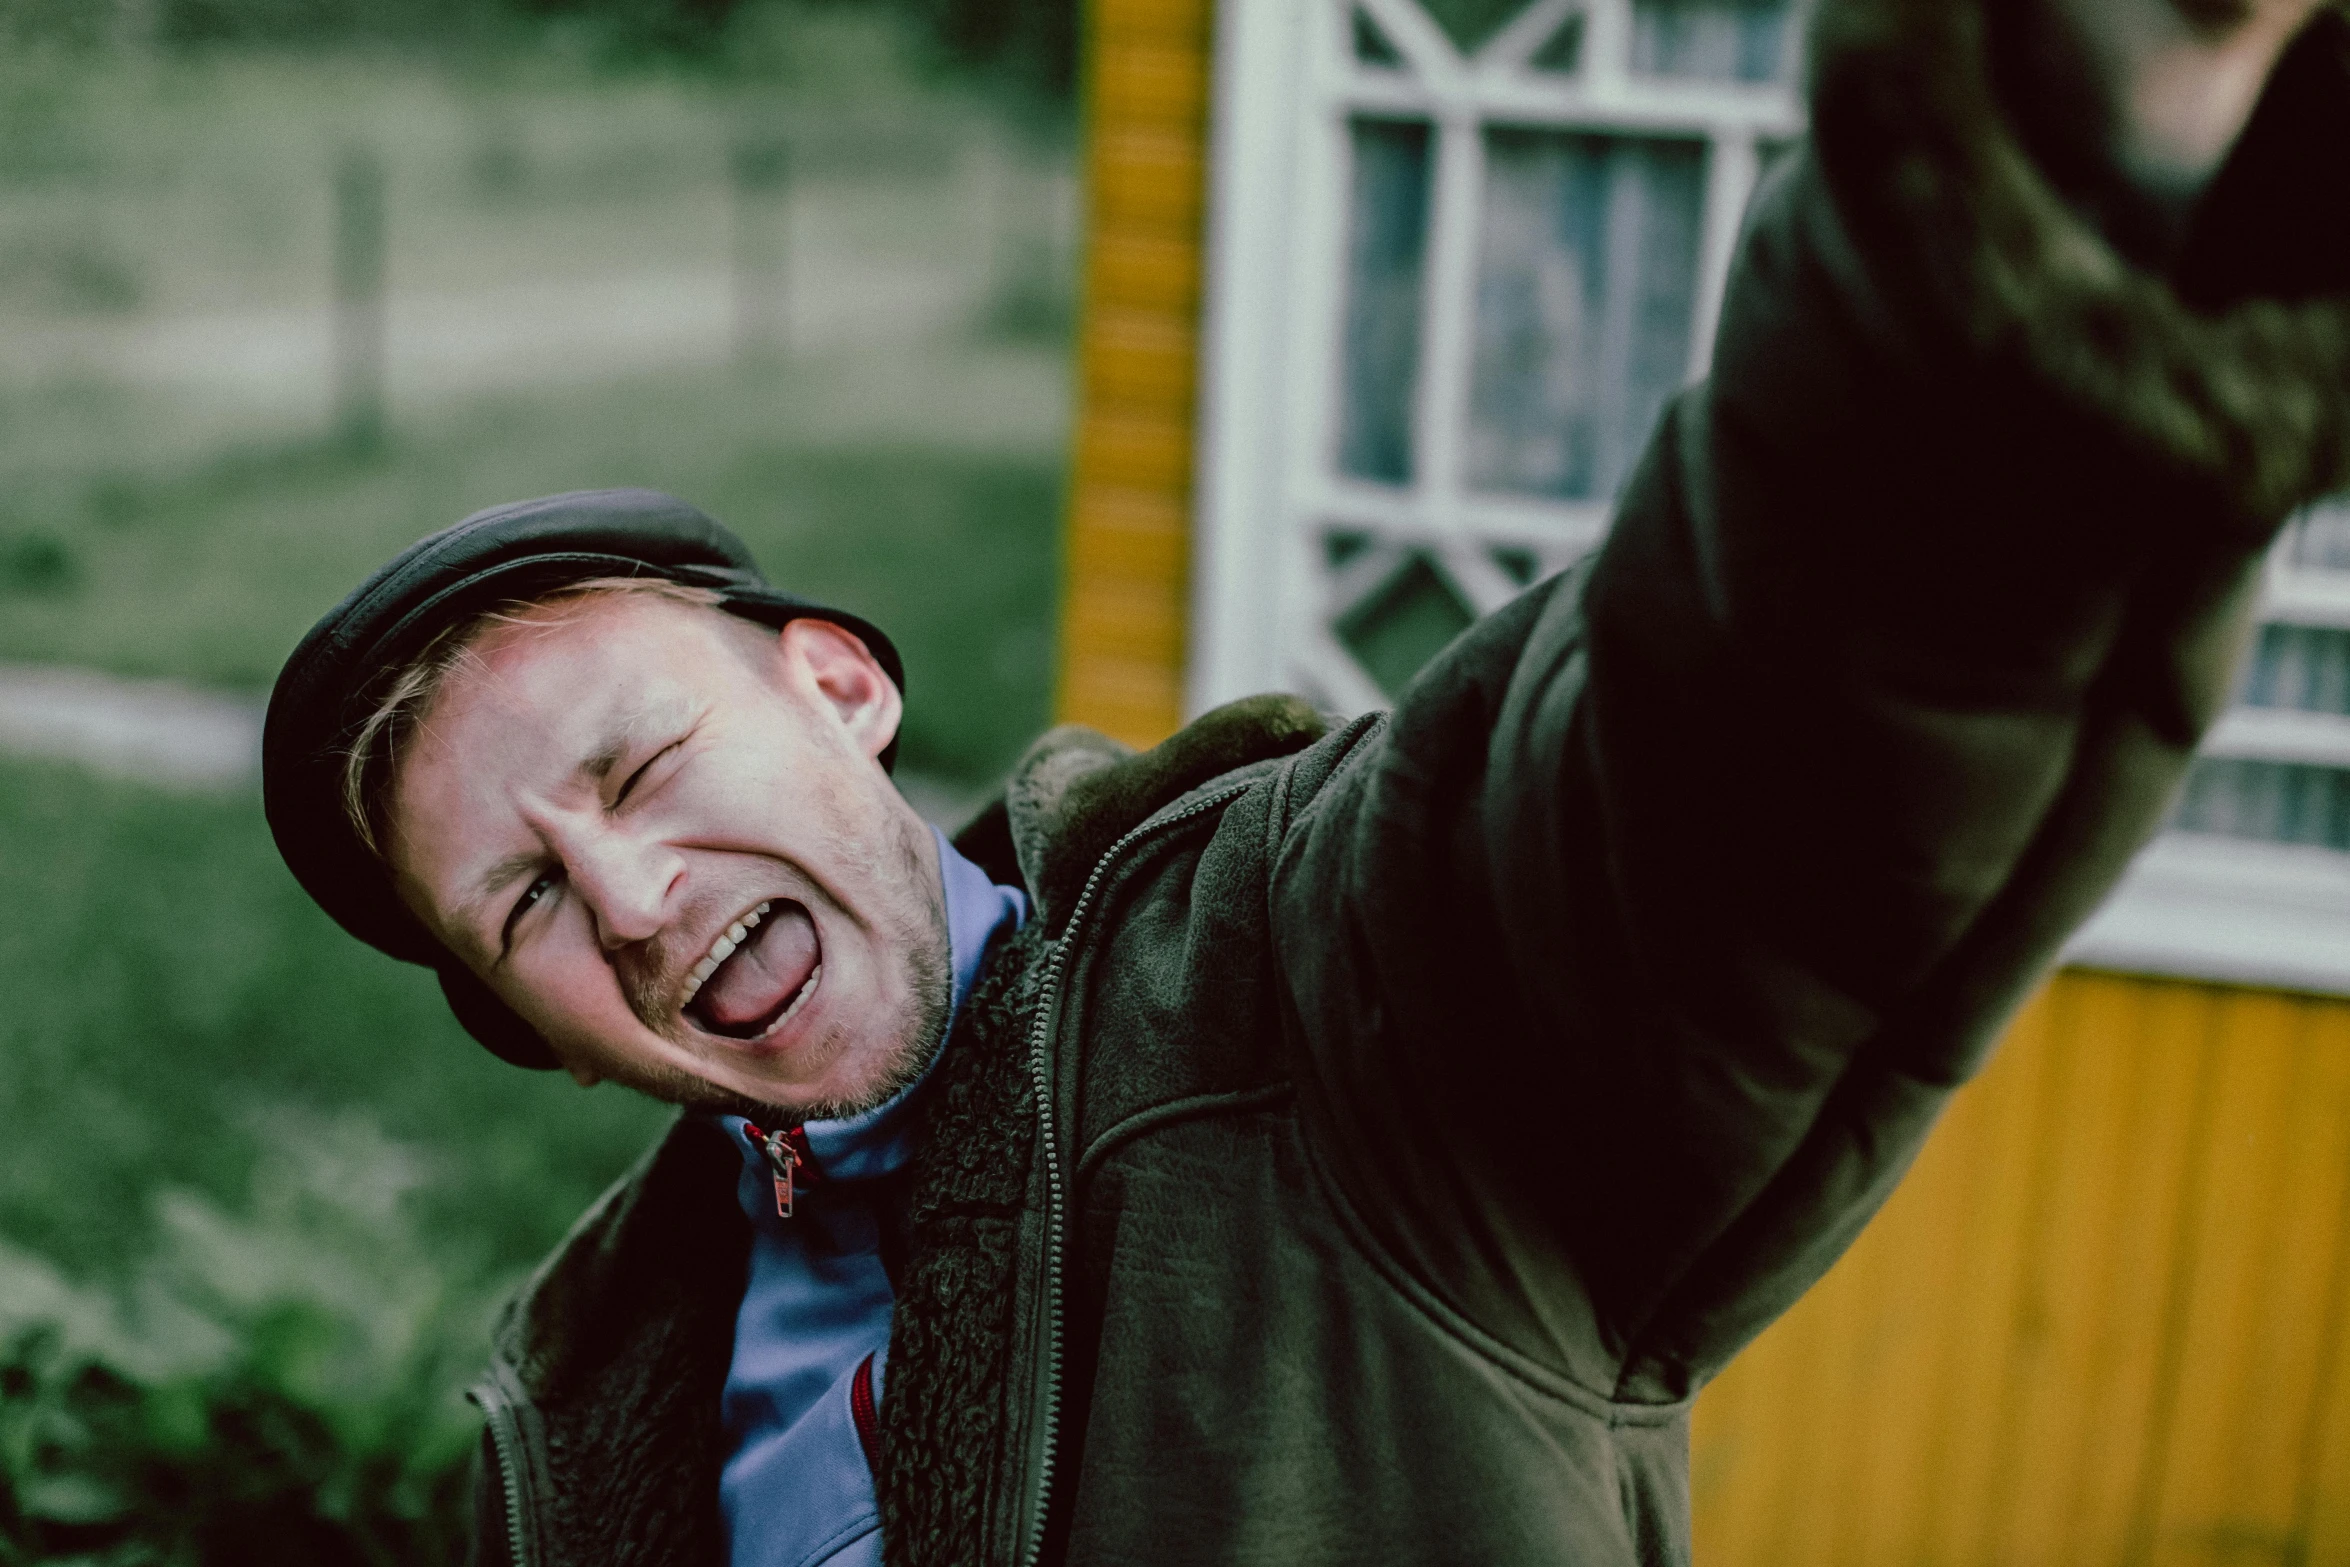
xmin=564 ymin=831 xmax=684 ymax=950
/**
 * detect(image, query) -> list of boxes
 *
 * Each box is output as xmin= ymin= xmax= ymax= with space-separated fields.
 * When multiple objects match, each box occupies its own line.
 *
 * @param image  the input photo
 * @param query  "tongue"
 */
xmin=700 ymin=904 xmax=818 ymax=1031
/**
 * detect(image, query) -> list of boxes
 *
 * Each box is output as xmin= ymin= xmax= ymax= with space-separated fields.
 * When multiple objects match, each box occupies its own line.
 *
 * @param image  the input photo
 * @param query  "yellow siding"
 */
xmin=1056 ymin=0 xmax=1214 ymax=747
xmin=1691 ymin=971 xmax=2350 ymax=1567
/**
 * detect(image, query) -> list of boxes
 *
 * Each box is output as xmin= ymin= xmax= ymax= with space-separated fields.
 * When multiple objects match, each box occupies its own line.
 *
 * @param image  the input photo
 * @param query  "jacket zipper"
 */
xmin=1016 ymin=783 xmax=1249 ymax=1567
xmin=470 ymin=1369 xmax=536 ymax=1567
xmin=743 ymin=1122 xmax=809 ymax=1218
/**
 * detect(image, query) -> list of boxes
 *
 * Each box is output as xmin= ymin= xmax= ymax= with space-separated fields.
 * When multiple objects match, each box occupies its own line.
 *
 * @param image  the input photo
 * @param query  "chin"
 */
xmin=773 ymin=1026 xmax=930 ymax=1121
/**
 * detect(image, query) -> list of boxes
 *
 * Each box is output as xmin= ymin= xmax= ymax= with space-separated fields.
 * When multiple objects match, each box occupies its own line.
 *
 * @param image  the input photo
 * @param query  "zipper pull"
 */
xmin=743 ymin=1123 xmax=807 ymax=1218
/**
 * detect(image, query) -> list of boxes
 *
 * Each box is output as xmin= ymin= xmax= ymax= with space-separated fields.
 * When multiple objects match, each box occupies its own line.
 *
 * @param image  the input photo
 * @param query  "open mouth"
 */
xmin=680 ymin=898 xmax=822 ymax=1041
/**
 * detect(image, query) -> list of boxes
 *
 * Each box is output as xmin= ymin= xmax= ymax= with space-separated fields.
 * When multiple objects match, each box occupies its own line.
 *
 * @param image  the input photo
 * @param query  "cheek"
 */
xmin=502 ymin=920 xmax=631 ymax=1039
xmin=679 ymin=725 xmax=805 ymax=830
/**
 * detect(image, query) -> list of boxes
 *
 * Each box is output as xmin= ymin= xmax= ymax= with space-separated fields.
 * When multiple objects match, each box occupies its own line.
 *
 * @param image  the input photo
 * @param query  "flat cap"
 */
xmin=262 ymin=487 xmax=902 ymax=1069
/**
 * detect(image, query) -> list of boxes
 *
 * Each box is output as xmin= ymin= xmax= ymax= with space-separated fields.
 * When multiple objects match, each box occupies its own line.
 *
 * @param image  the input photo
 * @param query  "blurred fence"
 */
xmin=0 ymin=48 xmax=1079 ymax=454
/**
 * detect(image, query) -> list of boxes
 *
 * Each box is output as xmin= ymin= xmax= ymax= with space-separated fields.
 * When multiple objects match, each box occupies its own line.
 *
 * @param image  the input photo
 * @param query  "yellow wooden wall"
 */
xmin=1691 ymin=970 xmax=2350 ymax=1567
xmin=1054 ymin=0 xmax=1211 ymax=748
xmin=1057 ymin=6 xmax=2350 ymax=1562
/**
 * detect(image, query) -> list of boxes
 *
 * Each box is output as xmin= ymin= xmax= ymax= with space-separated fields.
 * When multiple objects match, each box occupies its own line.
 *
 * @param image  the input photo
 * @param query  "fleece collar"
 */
xmin=972 ymin=693 xmax=1328 ymax=929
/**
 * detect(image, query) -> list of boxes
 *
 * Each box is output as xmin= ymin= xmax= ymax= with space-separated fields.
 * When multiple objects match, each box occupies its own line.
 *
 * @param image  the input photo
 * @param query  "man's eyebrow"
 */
xmin=456 ymin=849 xmax=548 ymax=946
xmin=582 ymin=730 xmax=633 ymax=785
xmin=579 ymin=695 xmax=685 ymax=785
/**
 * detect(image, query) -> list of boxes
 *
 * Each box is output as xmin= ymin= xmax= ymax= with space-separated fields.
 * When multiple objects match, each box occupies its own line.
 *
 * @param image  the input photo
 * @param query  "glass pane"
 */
xmin=1422 ymin=0 xmax=1537 ymax=53
xmin=1466 ymin=129 xmax=1706 ymax=501
xmin=1353 ymin=7 xmax=1407 ymax=66
xmin=1528 ymin=10 xmax=1586 ymax=72
xmin=1325 ymin=528 xmax=1377 ymax=568
xmin=1740 ymin=136 xmax=1804 ymax=231
xmin=1338 ymin=117 xmax=1433 ymax=486
xmin=1489 ymin=544 xmax=1541 ymax=585
xmin=2174 ymin=759 xmax=2350 ymax=850
xmin=1631 ymin=0 xmax=1793 ymax=83
xmin=2239 ymin=624 xmax=2350 ymax=715
xmin=2285 ymin=501 xmax=2350 ymax=569
xmin=1335 ymin=553 xmax=1477 ymax=697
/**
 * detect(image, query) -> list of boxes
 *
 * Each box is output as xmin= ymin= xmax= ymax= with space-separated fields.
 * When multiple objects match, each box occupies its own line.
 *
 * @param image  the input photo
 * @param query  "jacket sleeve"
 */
xmin=1269 ymin=0 xmax=2350 ymax=1405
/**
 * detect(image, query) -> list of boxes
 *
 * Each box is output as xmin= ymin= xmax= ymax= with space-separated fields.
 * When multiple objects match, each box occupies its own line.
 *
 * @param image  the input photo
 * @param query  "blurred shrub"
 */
xmin=156 ymin=0 xmax=486 ymax=48
xmin=0 ymin=233 xmax=145 ymax=314
xmin=909 ymin=0 xmax=1075 ymax=98
xmin=0 ymin=1112 xmax=496 ymax=1567
xmin=0 ymin=533 xmax=76 ymax=596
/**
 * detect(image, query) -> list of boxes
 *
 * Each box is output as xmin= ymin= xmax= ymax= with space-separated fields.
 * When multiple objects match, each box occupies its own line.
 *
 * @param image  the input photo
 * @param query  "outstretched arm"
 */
xmin=1274 ymin=0 xmax=2350 ymax=1404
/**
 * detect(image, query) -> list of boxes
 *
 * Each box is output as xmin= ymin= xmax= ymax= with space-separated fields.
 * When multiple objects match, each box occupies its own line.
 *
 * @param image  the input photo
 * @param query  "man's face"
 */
xmin=387 ymin=593 xmax=949 ymax=1120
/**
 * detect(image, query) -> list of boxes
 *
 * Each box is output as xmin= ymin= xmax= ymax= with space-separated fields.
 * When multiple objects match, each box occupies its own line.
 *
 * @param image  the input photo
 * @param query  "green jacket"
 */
xmin=465 ymin=2 xmax=2350 ymax=1563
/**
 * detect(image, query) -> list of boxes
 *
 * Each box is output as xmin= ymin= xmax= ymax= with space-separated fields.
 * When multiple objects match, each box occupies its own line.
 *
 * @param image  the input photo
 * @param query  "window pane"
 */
xmin=2174 ymin=759 xmax=2350 ymax=850
xmin=2240 ymin=624 xmax=2350 ymax=715
xmin=1421 ymin=0 xmax=1536 ymax=53
xmin=1466 ymin=129 xmax=1706 ymax=501
xmin=1338 ymin=117 xmax=1433 ymax=486
xmin=1527 ymin=10 xmax=1585 ymax=73
xmin=1352 ymin=7 xmax=1407 ymax=66
xmin=2285 ymin=501 xmax=2350 ymax=569
xmin=1631 ymin=0 xmax=1793 ymax=83
xmin=1335 ymin=552 xmax=1476 ymax=697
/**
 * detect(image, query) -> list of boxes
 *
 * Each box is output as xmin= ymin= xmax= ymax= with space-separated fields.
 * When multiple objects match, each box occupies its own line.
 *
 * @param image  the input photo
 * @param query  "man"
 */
xmin=260 ymin=0 xmax=2350 ymax=1562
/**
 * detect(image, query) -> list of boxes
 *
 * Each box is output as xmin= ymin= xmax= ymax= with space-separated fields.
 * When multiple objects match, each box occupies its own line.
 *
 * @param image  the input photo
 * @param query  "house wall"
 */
xmin=1059 ymin=3 xmax=2350 ymax=1562
xmin=1056 ymin=0 xmax=1214 ymax=748
xmin=1691 ymin=970 xmax=2350 ymax=1567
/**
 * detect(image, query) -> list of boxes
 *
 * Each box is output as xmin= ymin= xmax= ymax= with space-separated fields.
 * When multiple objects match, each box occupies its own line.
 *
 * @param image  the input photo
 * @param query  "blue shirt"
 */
xmin=716 ymin=827 xmax=1026 ymax=1567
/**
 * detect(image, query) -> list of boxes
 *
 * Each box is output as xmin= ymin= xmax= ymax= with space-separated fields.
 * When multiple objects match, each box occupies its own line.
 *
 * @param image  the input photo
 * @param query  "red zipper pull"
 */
xmin=743 ymin=1123 xmax=809 ymax=1218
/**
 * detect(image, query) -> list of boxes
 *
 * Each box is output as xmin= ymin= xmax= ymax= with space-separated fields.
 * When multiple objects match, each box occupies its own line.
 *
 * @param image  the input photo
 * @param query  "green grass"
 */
xmin=0 ymin=749 xmax=668 ymax=1283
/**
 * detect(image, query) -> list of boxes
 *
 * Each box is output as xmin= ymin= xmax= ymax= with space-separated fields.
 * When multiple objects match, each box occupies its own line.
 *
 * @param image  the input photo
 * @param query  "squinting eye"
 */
xmin=504 ymin=870 xmax=561 ymax=949
xmin=616 ymin=742 xmax=682 ymax=807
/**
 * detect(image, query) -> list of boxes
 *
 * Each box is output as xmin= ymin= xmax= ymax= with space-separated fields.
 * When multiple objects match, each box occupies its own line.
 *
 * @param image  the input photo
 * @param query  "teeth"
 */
xmin=679 ymin=901 xmax=778 ymax=1007
xmin=756 ymin=963 xmax=821 ymax=1039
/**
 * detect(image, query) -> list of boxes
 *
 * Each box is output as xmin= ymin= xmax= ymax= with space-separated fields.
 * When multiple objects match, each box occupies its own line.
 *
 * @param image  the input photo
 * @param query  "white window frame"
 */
xmin=1192 ymin=0 xmax=1803 ymax=716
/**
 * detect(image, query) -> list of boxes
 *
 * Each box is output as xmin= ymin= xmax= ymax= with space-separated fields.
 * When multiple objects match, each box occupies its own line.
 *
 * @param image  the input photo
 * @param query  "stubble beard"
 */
xmin=601 ymin=801 xmax=955 ymax=1126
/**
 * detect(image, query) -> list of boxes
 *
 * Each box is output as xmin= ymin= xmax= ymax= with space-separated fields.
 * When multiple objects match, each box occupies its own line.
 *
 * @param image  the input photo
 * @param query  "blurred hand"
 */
xmin=2050 ymin=0 xmax=2329 ymax=190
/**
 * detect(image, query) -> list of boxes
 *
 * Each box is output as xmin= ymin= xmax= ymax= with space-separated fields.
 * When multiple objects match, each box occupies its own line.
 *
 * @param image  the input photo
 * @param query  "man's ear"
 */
xmin=780 ymin=618 xmax=903 ymax=762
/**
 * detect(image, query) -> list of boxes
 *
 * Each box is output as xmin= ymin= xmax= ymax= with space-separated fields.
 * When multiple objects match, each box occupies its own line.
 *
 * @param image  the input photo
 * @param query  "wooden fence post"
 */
xmin=332 ymin=144 xmax=387 ymax=451
xmin=730 ymin=131 xmax=793 ymax=365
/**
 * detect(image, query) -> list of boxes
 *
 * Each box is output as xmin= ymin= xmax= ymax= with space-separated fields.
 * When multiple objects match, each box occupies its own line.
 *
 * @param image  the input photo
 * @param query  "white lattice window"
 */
xmin=1191 ymin=0 xmax=2350 ymax=992
xmin=1191 ymin=0 xmax=1803 ymax=713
